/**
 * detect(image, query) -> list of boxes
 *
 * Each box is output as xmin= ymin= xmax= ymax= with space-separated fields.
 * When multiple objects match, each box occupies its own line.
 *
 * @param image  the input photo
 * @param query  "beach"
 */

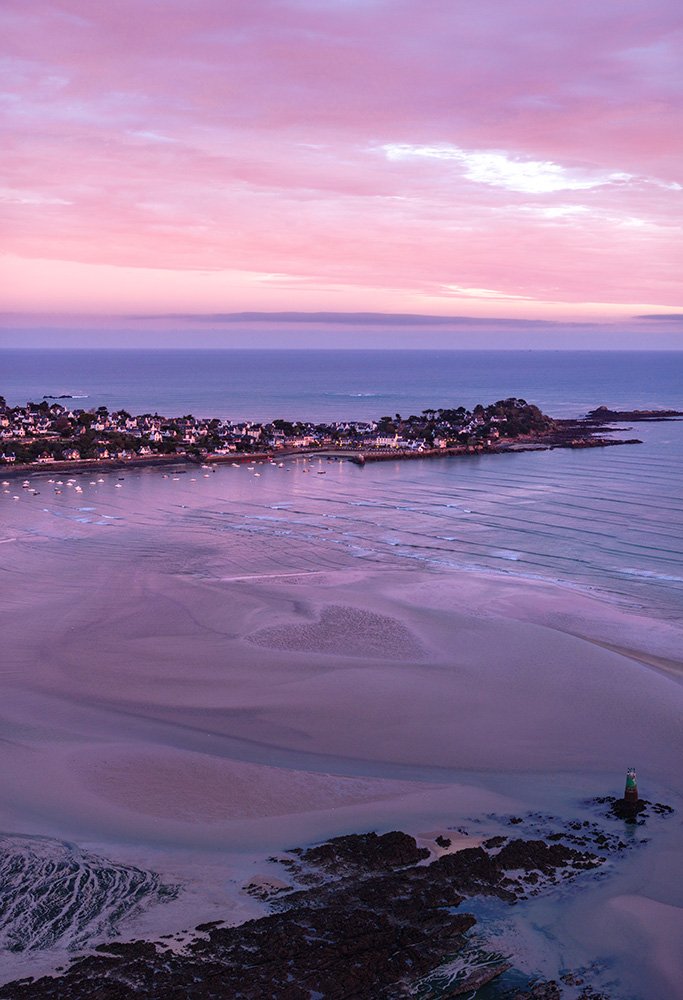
xmin=1 ymin=464 xmax=683 ymax=997
xmin=2 ymin=0 xmax=682 ymax=979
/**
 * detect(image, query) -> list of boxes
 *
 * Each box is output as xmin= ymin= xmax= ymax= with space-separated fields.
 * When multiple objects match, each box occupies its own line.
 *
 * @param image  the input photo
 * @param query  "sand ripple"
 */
xmin=77 ymin=749 xmax=424 ymax=821
xmin=246 ymin=604 xmax=425 ymax=660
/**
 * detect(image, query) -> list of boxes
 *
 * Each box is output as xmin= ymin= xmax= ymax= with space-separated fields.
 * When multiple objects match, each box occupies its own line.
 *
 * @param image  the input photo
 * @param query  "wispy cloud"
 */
xmin=635 ymin=314 xmax=683 ymax=321
xmin=382 ymin=144 xmax=637 ymax=194
xmin=0 ymin=0 xmax=681 ymax=324
xmin=0 ymin=188 xmax=72 ymax=206
xmin=126 ymin=311 xmax=561 ymax=326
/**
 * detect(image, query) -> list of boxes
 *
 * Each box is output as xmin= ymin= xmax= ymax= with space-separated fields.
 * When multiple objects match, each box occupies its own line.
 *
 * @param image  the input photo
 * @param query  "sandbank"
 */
xmin=1 ymin=522 xmax=682 ymax=995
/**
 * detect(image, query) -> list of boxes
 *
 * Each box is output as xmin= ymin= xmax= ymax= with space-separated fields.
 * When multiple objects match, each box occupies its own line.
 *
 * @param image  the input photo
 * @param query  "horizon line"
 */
xmin=2 ymin=345 xmax=683 ymax=353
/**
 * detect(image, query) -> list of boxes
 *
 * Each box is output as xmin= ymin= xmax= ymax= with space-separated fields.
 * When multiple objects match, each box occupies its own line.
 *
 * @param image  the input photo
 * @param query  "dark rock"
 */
xmin=586 ymin=406 xmax=683 ymax=422
xmin=514 ymin=982 xmax=562 ymax=999
xmin=483 ymin=835 xmax=507 ymax=849
xmin=449 ymin=961 xmax=512 ymax=994
xmin=0 ymin=832 xmax=605 ymax=1000
xmin=435 ymin=835 xmax=451 ymax=848
xmin=609 ymin=798 xmax=647 ymax=823
xmin=298 ymin=829 xmax=429 ymax=873
xmin=496 ymin=839 xmax=601 ymax=874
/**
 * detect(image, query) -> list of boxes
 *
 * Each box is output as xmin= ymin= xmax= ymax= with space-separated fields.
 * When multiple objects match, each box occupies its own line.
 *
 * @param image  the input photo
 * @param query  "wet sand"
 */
xmin=1 ymin=481 xmax=682 ymax=996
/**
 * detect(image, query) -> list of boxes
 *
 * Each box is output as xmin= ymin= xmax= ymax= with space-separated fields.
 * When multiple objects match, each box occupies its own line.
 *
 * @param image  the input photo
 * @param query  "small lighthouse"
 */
xmin=624 ymin=767 xmax=638 ymax=803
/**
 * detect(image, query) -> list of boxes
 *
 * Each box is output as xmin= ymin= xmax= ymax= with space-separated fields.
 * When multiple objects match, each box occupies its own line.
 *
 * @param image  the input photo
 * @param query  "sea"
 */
xmin=2 ymin=348 xmax=682 ymax=619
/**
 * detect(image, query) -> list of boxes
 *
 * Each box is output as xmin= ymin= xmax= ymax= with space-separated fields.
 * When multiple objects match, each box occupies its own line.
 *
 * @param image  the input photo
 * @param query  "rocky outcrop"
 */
xmin=592 ymin=795 xmax=674 ymax=825
xmin=294 ymin=829 xmax=430 ymax=873
xmin=585 ymin=406 xmax=683 ymax=422
xmin=0 ymin=831 xmax=604 ymax=1000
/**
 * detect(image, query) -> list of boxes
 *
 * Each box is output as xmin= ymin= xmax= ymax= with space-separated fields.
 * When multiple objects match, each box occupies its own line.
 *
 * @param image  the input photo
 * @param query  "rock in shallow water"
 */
xmin=0 ymin=830 xmax=604 ymax=999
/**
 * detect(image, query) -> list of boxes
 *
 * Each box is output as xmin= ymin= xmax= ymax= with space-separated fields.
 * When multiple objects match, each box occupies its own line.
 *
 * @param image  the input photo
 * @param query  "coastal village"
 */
xmin=0 ymin=395 xmax=562 ymax=469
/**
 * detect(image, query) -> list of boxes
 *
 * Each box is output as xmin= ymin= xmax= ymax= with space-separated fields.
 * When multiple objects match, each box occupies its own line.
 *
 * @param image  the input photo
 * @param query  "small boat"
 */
xmin=115 ymin=484 xmax=123 ymax=488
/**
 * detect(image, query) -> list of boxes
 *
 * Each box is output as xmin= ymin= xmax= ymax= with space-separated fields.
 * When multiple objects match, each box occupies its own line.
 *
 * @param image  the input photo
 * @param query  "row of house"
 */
xmin=0 ymin=398 xmax=535 ymax=465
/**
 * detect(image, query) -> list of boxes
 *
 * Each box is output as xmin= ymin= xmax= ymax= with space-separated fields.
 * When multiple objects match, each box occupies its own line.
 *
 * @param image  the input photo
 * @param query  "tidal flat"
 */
xmin=1 ymin=460 xmax=682 ymax=998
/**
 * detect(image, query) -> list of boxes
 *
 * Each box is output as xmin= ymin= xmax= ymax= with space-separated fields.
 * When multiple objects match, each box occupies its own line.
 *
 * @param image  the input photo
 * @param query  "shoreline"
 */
xmin=3 ymin=447 xmax=679 ymax=631
xmin=0 ymin=452 xmax=274 ymax=477
xmin=4 ymin=392 xmax=666 ymax=476
xmin=1 ymin=435 xmax=641 ymax=478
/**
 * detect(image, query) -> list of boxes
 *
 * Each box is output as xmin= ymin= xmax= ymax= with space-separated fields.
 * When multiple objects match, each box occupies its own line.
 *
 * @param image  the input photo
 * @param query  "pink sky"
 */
xmin=1 ymin=0 xmax=682 ymax=340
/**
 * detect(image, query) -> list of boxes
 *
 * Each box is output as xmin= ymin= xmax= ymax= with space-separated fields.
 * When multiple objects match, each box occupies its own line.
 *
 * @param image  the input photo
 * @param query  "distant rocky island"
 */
xmin=0 ymin=394 xmax=668 ymax=472
xmin=585 ymin=405 xmax=683 ymax=422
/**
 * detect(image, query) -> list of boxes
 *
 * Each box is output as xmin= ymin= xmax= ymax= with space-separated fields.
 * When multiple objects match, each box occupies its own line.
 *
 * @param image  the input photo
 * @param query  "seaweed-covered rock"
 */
xmin=0 ymin=831 xmax=605 ymax=1000
xmin=297 ymin=830 xmax=429 ymax=872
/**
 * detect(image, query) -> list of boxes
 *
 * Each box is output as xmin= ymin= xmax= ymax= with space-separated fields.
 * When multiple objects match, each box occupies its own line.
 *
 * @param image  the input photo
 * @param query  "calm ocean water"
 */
xmin=2 ymin=348 xmax=683 ymax=420
xmin=2 ymin=349 xmax=682 ymax=618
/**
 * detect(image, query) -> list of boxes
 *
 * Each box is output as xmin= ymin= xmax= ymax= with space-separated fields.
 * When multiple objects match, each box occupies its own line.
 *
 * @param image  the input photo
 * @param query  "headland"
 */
xmin=0 ymin=394 xmax=664 ymax=475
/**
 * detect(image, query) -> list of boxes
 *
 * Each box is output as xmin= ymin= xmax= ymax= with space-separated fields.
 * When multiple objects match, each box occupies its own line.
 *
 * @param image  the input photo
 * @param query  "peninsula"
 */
xmin=0 ymin=396 xmax=650 ymax=473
